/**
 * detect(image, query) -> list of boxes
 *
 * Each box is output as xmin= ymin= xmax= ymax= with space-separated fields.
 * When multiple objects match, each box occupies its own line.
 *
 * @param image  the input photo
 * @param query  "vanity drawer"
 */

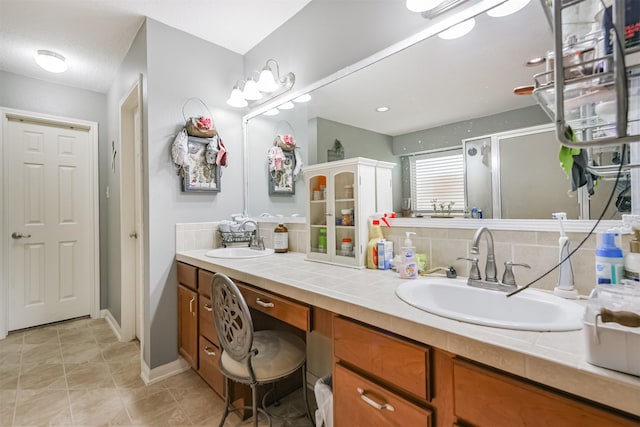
xmin=198 ymin=294 xmax=218 ymax=345
xmin=334 ymin=363 xmax=432 ymax=427
xmin=177 ymin=262 xmax=198 ymax=290
xmin=198 ymin=336 xmax=224 ymax=398
xmin=198 ymin=269 xmax=214 ymax=297
xmin=238 ymin=283 xmax=310 ymax=331
xmin=333 ymin=316 xmax=430 ymax=401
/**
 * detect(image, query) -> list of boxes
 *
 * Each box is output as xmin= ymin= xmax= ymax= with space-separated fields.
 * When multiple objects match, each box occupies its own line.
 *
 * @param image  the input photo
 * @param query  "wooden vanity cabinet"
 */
xmin=177 ymin=262 xmax=198 ymax=368
xmin=333 ymin=316 xmax=435 ymax=426
xmin=452 ymin=359 xmax=640 ymax=427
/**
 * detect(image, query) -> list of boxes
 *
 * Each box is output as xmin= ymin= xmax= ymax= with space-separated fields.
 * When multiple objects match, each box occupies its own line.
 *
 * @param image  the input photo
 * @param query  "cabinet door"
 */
xmin=178 ymin=285 xmax=198 ymax=368
xmin=331 ymin=168 xmax=357 ymax=264
xmin=308 ymin=172 xmax=330 ymax=258
xmin=453 ymin=359 xmax=640 ymax=427
xmin=198 ymin=336 xmax=225 ymax=397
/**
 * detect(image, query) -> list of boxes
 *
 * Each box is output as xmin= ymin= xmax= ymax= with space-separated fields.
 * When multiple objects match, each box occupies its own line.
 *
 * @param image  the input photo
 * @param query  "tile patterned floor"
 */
xmin=0 ymin=317 xmax=315 ymax=426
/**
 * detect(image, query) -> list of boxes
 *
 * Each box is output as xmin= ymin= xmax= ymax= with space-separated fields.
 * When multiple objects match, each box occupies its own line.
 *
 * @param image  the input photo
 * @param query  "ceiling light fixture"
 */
xmin=437 ymin=18 xmax=476 ymax=39
xmin=406 ymin=0 xmax=445 ymax=12
xmin=376 ymin=106 xmax=390 ymax=112
xmin=264 ymin=108 xmax=280 ymax=116
xmin=487 ymin=0 xmax=530 ymax=17
xmin=35 ymin=49 xmax=67 ymax=73
xmin=227 ymin=58 xmax=295 ymax=109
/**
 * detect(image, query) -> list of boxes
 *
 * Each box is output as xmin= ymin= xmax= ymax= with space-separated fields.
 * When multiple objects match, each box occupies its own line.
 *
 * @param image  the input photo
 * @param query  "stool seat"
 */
xmin=220 ymin=330 xmax=306 ymax=382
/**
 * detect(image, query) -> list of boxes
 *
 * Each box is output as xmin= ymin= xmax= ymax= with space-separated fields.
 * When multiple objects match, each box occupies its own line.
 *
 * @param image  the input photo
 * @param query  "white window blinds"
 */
xmin=410 ymin=149 xmax=465 ymax=214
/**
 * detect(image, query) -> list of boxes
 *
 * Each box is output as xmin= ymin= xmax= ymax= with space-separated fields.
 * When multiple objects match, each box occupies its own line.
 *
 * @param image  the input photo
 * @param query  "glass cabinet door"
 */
xmin=308 ymin=174 xmax=328 ymax=254
xmin=332 ymin=170 xmax=356 ymax=258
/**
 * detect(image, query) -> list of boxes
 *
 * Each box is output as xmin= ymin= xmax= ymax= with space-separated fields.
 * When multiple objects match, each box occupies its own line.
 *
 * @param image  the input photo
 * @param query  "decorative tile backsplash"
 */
xmin=177 ymin=221 xmax=627 ymax=296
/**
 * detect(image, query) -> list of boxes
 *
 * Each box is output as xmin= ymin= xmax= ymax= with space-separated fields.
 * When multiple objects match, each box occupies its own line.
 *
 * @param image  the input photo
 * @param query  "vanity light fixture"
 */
xmin=376 ymin=106 xmax=390 ymax=112
xmin=227 ymin=58 xmax=295 ymax=108
xmin=278 ymin=101 xmax=295 ymax=110
xmin=226 ymin=81 xmax=248 ymax=108
xmin=293 ymin=94 xmax=312 ymax=103
xmin=487 ymin=0 xmax=530 ymax=17
xmin=35 ymin=49 xmax=67 ymax=73
xmin=438 ymin=17 xmax=476 ymax=39
xmin=264 ymin=108 xmax=280 ymax=116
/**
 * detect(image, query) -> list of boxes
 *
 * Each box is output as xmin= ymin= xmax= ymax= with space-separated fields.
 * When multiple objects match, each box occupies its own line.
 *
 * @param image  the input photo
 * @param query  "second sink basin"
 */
xmin=396 ymin=277 xmax=584 ymax=331
xmin=205 ymin=247 xmax=274 ymax=259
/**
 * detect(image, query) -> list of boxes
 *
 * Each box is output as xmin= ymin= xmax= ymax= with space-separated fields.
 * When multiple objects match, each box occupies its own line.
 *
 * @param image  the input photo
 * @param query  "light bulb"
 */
xmin=226 ymin=87 xmax=248 ymax=108
xmin=243 ymin=79 xmax=263 ymax=101
xmin=257 ymin=68 xmax=279 ymax=93
xmin=438 ymin=18 xmax=476 ymax=40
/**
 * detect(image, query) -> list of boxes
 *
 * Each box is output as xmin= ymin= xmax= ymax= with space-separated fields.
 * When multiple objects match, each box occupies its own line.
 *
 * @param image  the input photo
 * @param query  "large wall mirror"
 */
xmin=244 ymin=0 xmax=631 ymax=222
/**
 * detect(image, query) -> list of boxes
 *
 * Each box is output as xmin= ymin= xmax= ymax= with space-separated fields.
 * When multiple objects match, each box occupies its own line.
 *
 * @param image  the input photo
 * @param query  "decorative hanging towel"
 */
xmin=182 ymin=98 xmax=217 ymax=138
xmin=171 ymin=128 xmax=189 ymax=175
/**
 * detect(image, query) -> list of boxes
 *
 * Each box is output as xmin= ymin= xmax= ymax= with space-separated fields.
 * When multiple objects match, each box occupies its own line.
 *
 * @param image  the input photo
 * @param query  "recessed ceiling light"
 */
xmin=487 ymin=0 xmax=531 ymax=17
xmin=279 ymin=101 xmax=295 ymax=110
xmin=526 ymin=56 xmax=546 ymax=66
xmin=293 ymin=94 xmax=312 ymax=103
xmin=264 ymin=108 xmax=280 ymax=116
xmin=376 ymin=106 xmax=390 ymax=112
xmin=438 ymin=18 xmax=476 ymax=40
xmin=35 ymin=50 xmax=67 ymax=73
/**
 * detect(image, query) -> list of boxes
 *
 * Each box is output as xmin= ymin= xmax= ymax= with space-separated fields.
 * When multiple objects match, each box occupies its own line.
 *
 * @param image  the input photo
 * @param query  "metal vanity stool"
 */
xmin=210 ymin=273 xmax=313 ymax=427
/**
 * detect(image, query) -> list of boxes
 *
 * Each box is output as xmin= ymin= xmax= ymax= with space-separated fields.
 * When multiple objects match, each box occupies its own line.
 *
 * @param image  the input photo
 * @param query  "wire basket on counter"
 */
xmin=219 ymin=230 xmax=255 ymax=247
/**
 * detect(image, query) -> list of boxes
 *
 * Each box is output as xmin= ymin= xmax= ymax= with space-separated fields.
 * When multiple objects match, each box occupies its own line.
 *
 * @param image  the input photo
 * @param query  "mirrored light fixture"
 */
xmin=438 ymin=17 xmax=476 ymax=39
xmin=278 ymin=101 xmax=295 ymax=110
xmin=35 ymin=49 xmax=67 ymax=73
xmin=293 ymin=94 xmax=312 ymax=103
xmin=226 ymin=81 xmax=248 ymax=108
xmin=406 ymin=0 xmax=445 ymax=12
xmin=487 ymin=0 xmax=530 ymax=17
xmin=264 ymin=108 xmax=280 ymax=116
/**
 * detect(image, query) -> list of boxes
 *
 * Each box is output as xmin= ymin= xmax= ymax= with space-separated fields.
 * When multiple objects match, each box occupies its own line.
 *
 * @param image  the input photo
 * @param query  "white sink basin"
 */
xmin=205 ymin=247 xmax=275 ymax=259
xmin=396 ymin=277 xmax=584 ymax=331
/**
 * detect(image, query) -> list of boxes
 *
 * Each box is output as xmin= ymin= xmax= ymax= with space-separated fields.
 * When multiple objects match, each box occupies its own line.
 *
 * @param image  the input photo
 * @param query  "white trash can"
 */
xmin=314 ymin=375 xmax=333 ymax=427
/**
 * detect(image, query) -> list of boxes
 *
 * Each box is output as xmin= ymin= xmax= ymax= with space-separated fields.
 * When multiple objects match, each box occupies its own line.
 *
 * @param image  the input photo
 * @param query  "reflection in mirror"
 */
xmin=244 ymin=0 xmax=631 ymax=221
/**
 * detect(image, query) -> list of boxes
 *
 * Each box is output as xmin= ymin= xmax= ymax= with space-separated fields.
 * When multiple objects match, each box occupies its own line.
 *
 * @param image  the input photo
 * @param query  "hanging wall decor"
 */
xmin=268 ymin=121 xmax=302 ymax=195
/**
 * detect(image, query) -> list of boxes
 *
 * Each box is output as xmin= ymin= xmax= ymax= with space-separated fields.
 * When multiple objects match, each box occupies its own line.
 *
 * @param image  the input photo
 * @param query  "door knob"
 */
xmin=11 ymin=232 xmax=31 ymax=239
xmin=129 ymin=232 xmax=138 ymax=239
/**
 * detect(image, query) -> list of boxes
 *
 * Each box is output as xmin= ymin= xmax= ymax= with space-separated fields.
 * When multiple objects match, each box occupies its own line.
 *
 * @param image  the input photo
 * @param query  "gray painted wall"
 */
xmin=316 ymin=118 xmax=401 ymax=212
xmin=144 ymin=19 xmax=244 ymax=368
xmin=105 ymin=20 xmax=147 ymax=335
xmin=243 ymin=1 xmax=428 ymax=93
xmin=0 ymin=70 xmax=109 ymax=309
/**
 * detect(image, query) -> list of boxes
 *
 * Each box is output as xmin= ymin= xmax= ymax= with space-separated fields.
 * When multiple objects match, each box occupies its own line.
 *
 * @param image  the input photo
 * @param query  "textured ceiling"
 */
xmin=0 ymin=0 xmax=311 ymax=93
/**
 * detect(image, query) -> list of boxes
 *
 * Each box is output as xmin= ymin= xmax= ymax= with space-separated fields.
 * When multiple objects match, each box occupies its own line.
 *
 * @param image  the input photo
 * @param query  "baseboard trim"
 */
xmin=140 ymin=356 xmax=191 ymax=385
xmin=101 ymin=309 xmax=123 ymax=341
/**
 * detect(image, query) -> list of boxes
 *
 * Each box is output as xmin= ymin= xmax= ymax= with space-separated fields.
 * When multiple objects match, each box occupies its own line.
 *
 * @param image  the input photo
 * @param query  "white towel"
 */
xmin=314 ymin=377 xmax=333 ymax=427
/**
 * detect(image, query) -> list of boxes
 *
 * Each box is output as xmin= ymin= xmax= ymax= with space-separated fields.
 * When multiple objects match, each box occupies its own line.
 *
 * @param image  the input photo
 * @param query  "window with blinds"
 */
xmin=409 ymin=149 xmax=465 ymax=215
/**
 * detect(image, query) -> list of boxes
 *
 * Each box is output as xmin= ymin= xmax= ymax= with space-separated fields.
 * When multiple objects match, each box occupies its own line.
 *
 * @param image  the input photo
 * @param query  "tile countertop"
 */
xmin=176 ymin=250 xmax=640 ymax=417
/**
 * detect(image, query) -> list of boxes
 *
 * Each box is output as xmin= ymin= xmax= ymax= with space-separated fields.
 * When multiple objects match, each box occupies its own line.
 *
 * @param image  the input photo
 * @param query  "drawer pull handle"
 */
xmin=357 ymin=387 xmax=395 ymax=412
xmin=203 ymin=303 xmax=213 ymax=312
xmin=189 ymin=296 xmax=196 ymax=315
xmin=204 ymin=347 xmax=216 ymax=356
xmin=256 ymin=298 xmax=274 ymax=308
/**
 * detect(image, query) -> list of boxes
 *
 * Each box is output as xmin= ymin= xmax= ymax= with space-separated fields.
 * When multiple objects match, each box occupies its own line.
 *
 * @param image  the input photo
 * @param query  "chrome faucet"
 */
xmin=471 ymin=226 xmax=498 ymax=282
xmin=458 ymin=227 xmax=531 ymax=292
xmin=240 ymin=219 xmax=265 ymax=250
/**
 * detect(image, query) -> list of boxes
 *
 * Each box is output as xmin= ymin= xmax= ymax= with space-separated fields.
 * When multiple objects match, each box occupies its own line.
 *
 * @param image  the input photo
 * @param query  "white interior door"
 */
xmin=7 ymin=118 xmax=93 ymax=330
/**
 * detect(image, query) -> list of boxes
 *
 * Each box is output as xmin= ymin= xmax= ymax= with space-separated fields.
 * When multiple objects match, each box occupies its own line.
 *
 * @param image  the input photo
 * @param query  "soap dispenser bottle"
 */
xmin=400 ymin=232 xmax=418 ymax=279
